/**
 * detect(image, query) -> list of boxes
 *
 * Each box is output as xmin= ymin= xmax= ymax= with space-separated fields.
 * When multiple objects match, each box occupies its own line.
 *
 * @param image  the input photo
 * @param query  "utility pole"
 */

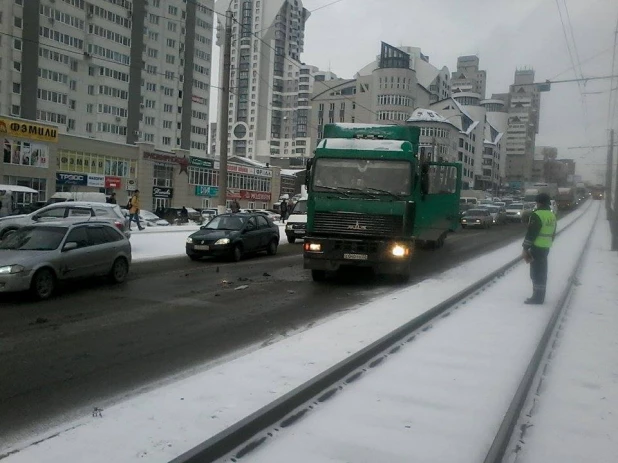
xmin=606 ymin=129 xmax=618 ymax=251
xmin=217 ymin=9 xmax=233 ymax=214
xmin=606 ymin=129 xmax=614 ymax=220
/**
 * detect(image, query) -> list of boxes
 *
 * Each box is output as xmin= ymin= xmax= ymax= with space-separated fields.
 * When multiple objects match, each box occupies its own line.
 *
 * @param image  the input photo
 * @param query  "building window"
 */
xmin=153 ymin=163 xmax=173 ymax=187
xmin=12 ymin=82 xmax=21 ymax=94
xmin=14 ymin=16 xmax=22 ymax=28
xmin=3 ymin=176 xmax=47 ymax=204
xmin=13 ymin=38 xmax=22 ymax=50
xmin=162 ymin=136 xmax=171 ymax=145
xmin=165 ymin=54 xmax=175 ymax=64
xmin=13 ymin=62 xmax=21 ymax=72
xmin=166 ymin=38 xmax=176 ymax=48
xmin=86 ymin=123 xmax=93 ymax=132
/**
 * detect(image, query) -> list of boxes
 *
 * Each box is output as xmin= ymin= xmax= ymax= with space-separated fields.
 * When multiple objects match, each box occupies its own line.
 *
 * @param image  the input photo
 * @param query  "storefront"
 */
xmin=1 ymin=115 xmax=57 ymax=207
xmin=189 ymin=156 xmax=280 ymax=210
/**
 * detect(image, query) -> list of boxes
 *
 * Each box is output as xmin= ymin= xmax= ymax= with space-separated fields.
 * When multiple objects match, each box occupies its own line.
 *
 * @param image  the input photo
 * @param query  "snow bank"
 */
xmin=0 ymin=203 xmax=595 ymax=462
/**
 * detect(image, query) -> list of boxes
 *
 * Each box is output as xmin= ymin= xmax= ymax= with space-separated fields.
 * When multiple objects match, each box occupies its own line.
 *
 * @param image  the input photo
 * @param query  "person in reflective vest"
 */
xmin=521 ymin=193 xmax=557 ymax=304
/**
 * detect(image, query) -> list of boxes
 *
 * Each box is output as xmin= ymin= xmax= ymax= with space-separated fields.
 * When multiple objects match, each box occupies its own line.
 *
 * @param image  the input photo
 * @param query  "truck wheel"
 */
xmin=311 ymin=270 xmax=327 ymax=282
xmin=287 ymin=236 xmax=296 ymax=244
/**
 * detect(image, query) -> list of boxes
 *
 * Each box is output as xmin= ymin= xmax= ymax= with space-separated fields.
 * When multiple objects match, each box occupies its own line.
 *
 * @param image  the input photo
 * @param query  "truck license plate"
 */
xmin=344 ymin=253 xmax=368 ymax=261
xmin=194 ymin=245 xmax=210 ymax=250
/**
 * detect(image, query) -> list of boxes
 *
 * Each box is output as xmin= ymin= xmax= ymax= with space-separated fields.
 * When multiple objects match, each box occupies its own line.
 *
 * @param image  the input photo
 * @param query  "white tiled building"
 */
xmin=214 ymin=0 xmax=310 ymax=165
xmin=0 ymin=0 xmax=214 ymax=156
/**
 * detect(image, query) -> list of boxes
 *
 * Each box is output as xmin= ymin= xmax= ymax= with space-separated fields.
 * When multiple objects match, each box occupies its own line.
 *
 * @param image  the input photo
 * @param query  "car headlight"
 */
xmin=0 ymin=264 xmax=25 ymax=275
xmin=462 ymin=219 xmax=467 ymax=223
xmin=215 ymin=238 xmax=230 ymax=245
xmin=186 ymin=237 xmax=193 ymax=244
xmin=286 ymin=224 xmax=293 ymax=230
xmin=516 ymin=211 xmax=521 ymax=215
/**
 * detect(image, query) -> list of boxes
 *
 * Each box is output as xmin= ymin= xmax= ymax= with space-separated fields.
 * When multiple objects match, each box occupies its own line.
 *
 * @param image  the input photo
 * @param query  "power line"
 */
xmin=549 ymin=47 xmax=612 ymax=80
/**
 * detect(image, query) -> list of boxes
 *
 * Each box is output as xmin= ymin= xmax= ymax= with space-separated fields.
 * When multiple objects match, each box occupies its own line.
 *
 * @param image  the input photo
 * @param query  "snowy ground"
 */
xmin=130 ymin=223 xmax=288 ymax=262
xmin=510 ymin=215 xmax=618 ymax=463
xmin=0 ymin=203 xmax=593 ymax=462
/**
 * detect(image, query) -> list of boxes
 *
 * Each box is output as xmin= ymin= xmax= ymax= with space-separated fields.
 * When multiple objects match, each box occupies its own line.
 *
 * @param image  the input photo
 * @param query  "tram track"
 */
xmin=168 ymin=201 xmax=594 ymax=463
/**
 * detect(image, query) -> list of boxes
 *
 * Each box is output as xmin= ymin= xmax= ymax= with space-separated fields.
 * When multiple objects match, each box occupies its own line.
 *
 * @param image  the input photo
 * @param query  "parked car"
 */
xmin=284 ymin=199 xmax=307 ymax=243
xmin=250 ymin=209 xmax=281 ymax=222
xmin=200 ymin=208 xmax=219 ymax=223
xmin=461 ymin=208 xmax=493 ymax=229
xmin=186 ymin=212 xmax=280 ymax=262
xmin=0 ymin=201 xmax=130 ymax=240
xmin=505 ymin=202 xmax=533 ymax=222
xmin=121 ymin=208 xmax=170 ymax=227
xmin=0 ymin=221 xmax=131 ymax=300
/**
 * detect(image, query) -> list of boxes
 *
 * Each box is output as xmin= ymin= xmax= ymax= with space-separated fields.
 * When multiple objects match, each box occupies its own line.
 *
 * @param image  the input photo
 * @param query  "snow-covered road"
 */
xmin=0 ymin=202 xmax=594 ymax=463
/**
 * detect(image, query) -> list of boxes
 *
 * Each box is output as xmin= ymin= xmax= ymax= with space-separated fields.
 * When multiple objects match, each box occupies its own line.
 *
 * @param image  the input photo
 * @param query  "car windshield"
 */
xmin=312 ymin=158 xmax=412 ymax=196
xmin=509 ymin=203 xmax=524 ymax=210
xmin=202 ymin=215 xmax=247 ymax=230
xmin=0 ymin=226 xmax=67 ymax=251
xmin=291 ymin=201 xmax=307 ymax=215
xmin=466 ymin=209 xmax=489 ymax=216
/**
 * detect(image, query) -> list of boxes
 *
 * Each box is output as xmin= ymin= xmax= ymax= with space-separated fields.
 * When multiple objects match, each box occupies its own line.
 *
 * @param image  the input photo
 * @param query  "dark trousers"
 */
xmin=529 ymin=246 xmax=550 ymax=293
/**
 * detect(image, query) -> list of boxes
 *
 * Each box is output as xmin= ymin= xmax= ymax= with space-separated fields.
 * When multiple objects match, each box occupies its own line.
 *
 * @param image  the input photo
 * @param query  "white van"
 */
xmin=49 ymin=192 xmax=107 ymax=204
xmin=460 ymin=197 xmax=479 ymax=206
xmin=285 ymin=199 xmax=307 ymax=244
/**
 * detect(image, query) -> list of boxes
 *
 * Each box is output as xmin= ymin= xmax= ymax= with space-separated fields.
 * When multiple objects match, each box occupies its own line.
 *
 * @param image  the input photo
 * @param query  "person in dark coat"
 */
xmin=280 ymin=199 xmax=288 ymax=223
xmin=230 ymin=200 xmax=241 ymax=213
xmin=521 ymin=193 xmax=557 ymax=304
xmin=107 ymin=192 xmax=117 ymax=204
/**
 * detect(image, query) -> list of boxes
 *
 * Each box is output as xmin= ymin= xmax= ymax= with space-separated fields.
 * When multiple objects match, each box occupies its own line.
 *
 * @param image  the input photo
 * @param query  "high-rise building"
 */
xmin=0 ymin=0 xmax=214 ymax=155
xmin=451 ymin=55 xmax=487 ymax=99
xmin=504 ymin=69 xmax=544 ymax=185
xmin=214 ymin=0 xmax=310 ymax=164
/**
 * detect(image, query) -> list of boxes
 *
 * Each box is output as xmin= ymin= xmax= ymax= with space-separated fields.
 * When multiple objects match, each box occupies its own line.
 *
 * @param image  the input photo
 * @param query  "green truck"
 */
xmin=303 ymin=123 xmax=462 ymax=281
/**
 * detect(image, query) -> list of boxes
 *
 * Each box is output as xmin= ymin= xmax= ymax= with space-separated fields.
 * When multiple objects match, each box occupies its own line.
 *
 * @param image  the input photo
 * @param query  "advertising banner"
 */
xmin=3 ymin=138 xmax=50 ymax=168
xmin=56 ymin=172 xmax=87 ymax=185
xmin=195 ymin=185 xmax=219 ymax=197
xmin=105 ymin=176 xmax=122 ymax=188
xmin=87 ymin=174 xmax=105 ymax=188
xmin=240 ymin=190 xmax=272 ymax=201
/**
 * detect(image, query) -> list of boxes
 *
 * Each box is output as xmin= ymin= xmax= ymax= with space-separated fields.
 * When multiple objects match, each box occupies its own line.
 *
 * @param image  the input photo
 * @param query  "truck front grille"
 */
xmin=333 ymin=240 xmax=379 ymax=254
xmin=313 ymin=212 xmax=403 ymax=237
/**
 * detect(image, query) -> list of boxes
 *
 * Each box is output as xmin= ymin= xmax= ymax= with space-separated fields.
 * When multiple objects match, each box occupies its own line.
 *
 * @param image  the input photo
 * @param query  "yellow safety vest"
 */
xmin=533 ymin=210 xmax=556 ymax=248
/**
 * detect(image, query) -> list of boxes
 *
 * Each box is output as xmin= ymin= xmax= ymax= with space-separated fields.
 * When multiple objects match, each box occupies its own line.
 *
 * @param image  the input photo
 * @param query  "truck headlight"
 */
xmin=215 ymin=238 xmax=230 ymax=245
xmin=0 ymin=265 xmax=25 ymax=275
xmin=392 ymin=245 xmax=408 ymax=257
xmin=304 ymin=242 xmax=322 ymax=252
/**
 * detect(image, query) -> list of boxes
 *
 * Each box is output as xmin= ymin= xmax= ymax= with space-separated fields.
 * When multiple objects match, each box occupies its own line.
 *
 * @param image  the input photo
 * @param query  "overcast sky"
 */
xmin=211 ymin=0 xmax=618 ymax=183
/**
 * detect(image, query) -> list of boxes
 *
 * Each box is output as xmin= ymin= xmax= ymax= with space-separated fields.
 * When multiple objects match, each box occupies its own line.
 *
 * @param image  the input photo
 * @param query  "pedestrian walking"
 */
xmin=231 ymin=199 xmax=240 ymax=213
xmin=521 ymin=193 xmax=557 ymax=304
xmin=107 ymin=192 xmax=117 ymax=204
xmin=128 ymin=190 xmax=145 ymax=231
xmin=280 ymin=198 xmax=288 ymax=223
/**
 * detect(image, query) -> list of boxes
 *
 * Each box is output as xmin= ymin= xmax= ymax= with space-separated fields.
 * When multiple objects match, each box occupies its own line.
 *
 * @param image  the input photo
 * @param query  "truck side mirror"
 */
xmin=305 ymin=159 xmax=313 ymax=187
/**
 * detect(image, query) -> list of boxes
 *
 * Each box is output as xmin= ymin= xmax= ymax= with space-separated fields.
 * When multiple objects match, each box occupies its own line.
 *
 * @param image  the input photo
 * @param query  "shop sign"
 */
xmin=3 ymin=138 xmax=50 ymax=168
xmin=195 ymin=185 xmax=219 ymax=197
xmin=226 ymin=188 xmax=242 ymax=199
xmin=105 ymin=176 xmax=122 ymax=189
xmin=56 ymin=172 xmax=87 ymax=185
xmin=227 ymin=164 xmax=254 ymax=174
xmin=240 ymin=190 xmax=271 ymax=201
xmin=0 ymin=116 xmax=59 ymax=143
xmin=126 ymin=179 xmax=137 ymax=191
xmin=87 ymin=174 xmax=105 ymax=188
xmin=190 ymin=156 xmax=214 ymax=169
xmin=254 ymin=168 xmax=273 ymax=178
xmin=153 ymin=186 xmax=173 ymax=198
xmin=143 ymin=151 xmax=189 ymax=174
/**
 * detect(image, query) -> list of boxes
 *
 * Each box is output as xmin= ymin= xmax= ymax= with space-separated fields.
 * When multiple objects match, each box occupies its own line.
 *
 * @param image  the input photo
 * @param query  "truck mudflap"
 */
xmin=303 ymin=236 xmax=414 ymax=274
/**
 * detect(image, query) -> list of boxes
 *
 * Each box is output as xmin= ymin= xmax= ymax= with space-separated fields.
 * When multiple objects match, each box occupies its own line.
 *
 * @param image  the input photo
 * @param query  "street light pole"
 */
xmin=217 ymin=9 xmax=233 ymax=214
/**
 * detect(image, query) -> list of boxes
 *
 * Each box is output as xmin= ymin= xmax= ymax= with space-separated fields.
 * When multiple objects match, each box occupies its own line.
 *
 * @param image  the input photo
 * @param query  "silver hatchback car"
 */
xmin=0 ymin=201 xmax=130 ymax=240
xmin=0 ymin=221 xmax=132 ymax=300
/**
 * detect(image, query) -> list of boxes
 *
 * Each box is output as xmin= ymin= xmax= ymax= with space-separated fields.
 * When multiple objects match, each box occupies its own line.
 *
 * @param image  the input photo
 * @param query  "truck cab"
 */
xmin=303 ymin=123 xmax=462 ymax=282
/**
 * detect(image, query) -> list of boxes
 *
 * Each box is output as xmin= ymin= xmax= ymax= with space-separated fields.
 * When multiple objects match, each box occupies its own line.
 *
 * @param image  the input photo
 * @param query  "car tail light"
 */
xmin=114 ymin=220 xmax=124 ymax=230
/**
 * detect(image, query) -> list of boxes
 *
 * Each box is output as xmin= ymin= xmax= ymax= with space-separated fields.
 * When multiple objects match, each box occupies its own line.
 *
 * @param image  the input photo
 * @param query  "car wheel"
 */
xmin=267 ymin=239 xmax=278 ymax=256
xmin=31 ymin=268 xmax=56 ymax=300
xmin=311 ymin=269 xmax=327 ymax=282
xmin=287 ymin=236 xmax=296 ymax=244
xmin=0 ymin=228 xmax=18 ymax=240
xmin=109 ymin=257 xmax=129 ymax=283
xmin=231 ymin=244 xmax=243 ymax=262
xmin=188 ymin=254 xmax=201 ymax=261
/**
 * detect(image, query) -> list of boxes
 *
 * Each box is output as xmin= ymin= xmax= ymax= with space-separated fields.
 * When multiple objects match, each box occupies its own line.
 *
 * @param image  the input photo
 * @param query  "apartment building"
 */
xmin=451 ymin=55 xmax=487 ymax=99
xmin=0 ymin=0 xmax=214 ymax=156
xmin=214 ymin=0 xmax=310 ymax=165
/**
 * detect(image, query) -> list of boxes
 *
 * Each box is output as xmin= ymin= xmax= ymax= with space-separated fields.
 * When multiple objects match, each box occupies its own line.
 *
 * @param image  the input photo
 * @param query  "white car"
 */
xmin=285 ymin=199 xmax=307 ymax=243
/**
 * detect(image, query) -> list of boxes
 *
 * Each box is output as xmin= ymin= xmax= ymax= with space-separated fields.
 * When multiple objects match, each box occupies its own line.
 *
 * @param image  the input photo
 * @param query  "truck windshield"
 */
xmin=312 ymin=159 xmax=411 ymax=196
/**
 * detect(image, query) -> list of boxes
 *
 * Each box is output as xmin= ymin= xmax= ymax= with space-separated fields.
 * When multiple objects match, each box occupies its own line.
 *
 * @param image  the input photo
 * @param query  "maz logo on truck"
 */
xmin=347 ymin=221 xmax=367 ymax=231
